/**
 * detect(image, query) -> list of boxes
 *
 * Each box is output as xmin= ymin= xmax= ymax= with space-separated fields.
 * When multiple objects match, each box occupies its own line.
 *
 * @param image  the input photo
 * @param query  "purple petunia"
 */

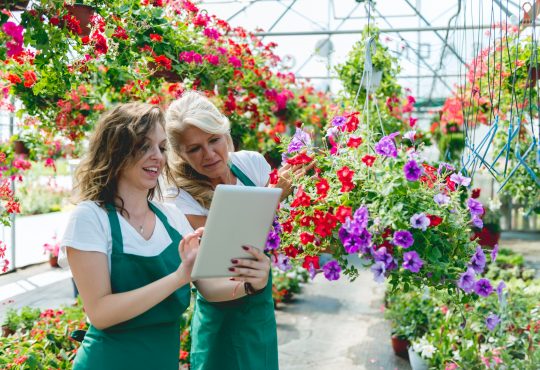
xmin=265 ymin=231 xmax=280 ymax=251
xmin=457 ymin=268 xmax=476 ymax=293
xmin=496 ymin=281 xmax=506 ymax=303
xmin=373 ymin=247 xmax=396 ymax=271
xmin=469 ymin=246 xmax=486 ymax=274
xmin=471 ymin=215 xmax=484 ymax=229
xmin=353 ymin=206 xmax=370 ymax=229
xmin=434 ymin=193 xmax=451 ymax=206
xmin=474 ymin=278 xmax=493 ymax=297
xmin=402 ymin=251 xmax=423 ymax=273
xmin=438 ymin=162 xmax=455 ymax=174
xmin=393 ymin=230 xmax=414 ymax=248
xmin=410 ymin=213 xmax=430 ymax=231
xmin=331 ymin=115 xmax=347 ymax=127
xmin=403 ymin=160 xmax=422 ymax=182
xmin=467 ymin=198 xmax=484 ymax=216
xmin=449 ymin=173 xmax=471 ymax=187
xmin=322 ymin=260 xmax=341 ymax=281
xmin=272 ymin=254 xmax=292 ymax=272
xmin=491 ymin=244 xmax=499 ymax=263
xmin=374 ymin=133 xmax=399 ymax=158
xmin=485 ymin=313 xmax=501 ymax=331
xmin=371 ymin=261 xmax=386 ymax=283
xmin=287 ymin=127 xmax=311 ymax=153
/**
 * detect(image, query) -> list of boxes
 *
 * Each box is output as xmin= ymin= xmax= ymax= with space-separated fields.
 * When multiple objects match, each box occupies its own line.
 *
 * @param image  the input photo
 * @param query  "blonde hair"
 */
xmin=165 ymin=91 xmax=234 ymax=209
xmin=75 ymin=103 xmax=166 ymax=215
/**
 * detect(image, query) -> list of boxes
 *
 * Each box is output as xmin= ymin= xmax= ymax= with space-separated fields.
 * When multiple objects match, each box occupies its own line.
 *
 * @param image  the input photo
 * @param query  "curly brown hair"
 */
xmin=74 ymin=103 xmax=167 ymax=215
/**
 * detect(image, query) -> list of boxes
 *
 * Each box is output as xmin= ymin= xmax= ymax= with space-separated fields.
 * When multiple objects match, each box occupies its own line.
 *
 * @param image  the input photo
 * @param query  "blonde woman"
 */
xmin=165 ymin=91 xmax=307 ymax=370
xmin=59 ymin=103 xmax=201 ymax=369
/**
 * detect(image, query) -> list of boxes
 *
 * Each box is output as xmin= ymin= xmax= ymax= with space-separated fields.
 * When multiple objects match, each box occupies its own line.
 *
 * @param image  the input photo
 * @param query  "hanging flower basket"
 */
xmin=526 ymin=63 xmax=540 ymax=88
xmin=147 ymin=62 xmax=182 ymax=83
xmin=65 ymin=4 xmax=95 ymax=37
xmin=13 ymin=140 xmax=29 ymax=155
xmin=1 ymin=0 xmax=29 ymax=11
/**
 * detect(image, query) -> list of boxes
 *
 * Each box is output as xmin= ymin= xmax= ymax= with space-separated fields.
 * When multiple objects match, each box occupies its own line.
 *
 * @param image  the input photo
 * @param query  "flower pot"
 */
xmin=49 ymin=255 xmax=59 ymax=268
xmin=408 ymin=347 xmax=429 ymax=370
xmin=2 ymin=325 xmax=15 ymax=337
xmin=65 ymin=4 xmax=95 ymax=37
xmin=526 ymin=63 xmax=540 ymax=88
xmin=13 ymin=140 xmax=29 ymax=155
xmin=391 ymin=336 xmax=410 ymax=359
xmin=2 ymin=0 xmax=29 ymax=10
xmin=473 ymin=227 xmax=500 ymax=248
xmin=148 ymin=62 xmax=182 ymax=83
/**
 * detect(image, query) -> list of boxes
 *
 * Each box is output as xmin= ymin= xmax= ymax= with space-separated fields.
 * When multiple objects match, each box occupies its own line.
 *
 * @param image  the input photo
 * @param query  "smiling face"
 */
xmin=177 ymin=124 xmax=230 ymax=182
xmin=119 ymin=123 xmax=167 ymax=193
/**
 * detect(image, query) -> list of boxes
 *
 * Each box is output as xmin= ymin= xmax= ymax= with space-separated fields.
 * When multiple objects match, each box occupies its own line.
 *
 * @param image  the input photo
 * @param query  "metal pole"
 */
xmin=416 ymin=0 xmax=421 ymax=97
xmin=296 ymin=74 xmax=462 ymax=80
xmin=9 ymin=98 xmax=15 ymax=271
xmin=253 ymin=24 xmax=493 ymax=36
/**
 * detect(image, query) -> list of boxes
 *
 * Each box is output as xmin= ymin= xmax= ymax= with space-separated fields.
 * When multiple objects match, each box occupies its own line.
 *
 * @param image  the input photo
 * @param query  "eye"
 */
xmin=210 ymin=137 xmax=220 ymax=143
xmin=187 ymin=146 xmax=200 ymax=154
xmin=159 ymin=146 xmax=167 ymax=153
xmin=140 ymin=143 xmax=150 ymax=153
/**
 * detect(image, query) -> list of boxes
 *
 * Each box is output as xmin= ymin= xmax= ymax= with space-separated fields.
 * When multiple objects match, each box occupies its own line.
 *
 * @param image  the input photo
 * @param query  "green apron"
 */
xmin=190 ymin=163 xmax=278 ymax=370
xmin=72 ymin=202 xmax=191 ymax=370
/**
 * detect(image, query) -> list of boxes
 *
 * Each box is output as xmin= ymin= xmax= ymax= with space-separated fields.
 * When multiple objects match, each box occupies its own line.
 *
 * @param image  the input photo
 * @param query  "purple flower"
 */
xmin=353 ymin=206 xmax=369 ymax=229
xmin=491 ymin=244 xmax=499 ymax=263
xmin=410 ymin=213 xmax=430 ymax=231
xmin=496 ymin=281 xmax=506 ymax=303
xmin=272 ymin=254 xmax=292 ymax=272
xmin=357 ymin=228 xmax=372 ymax=248
xmin=402 ymin=251 xmax=424 ymax=273
xmin=343 ymin=237 xmax=359 ymax=254
xmin=265 ymin=231 xmax=280 ymax=251
xmin=373 ymin=247 xmax=396 ymax=270
xmin=331 ymin=116 xmax=347 ymax=127
xmin=287 ymin=128 xmax=311 ymax=153
xmin=449 ymin=173 xmax=471 ymax=187
xmin=485 ymin=313 xmax=500 ymax=331
xmin=469 ymin=246 xmax=486 ymax=274
xmin=322 ymin=260 xmax=341 ymax=281
xmin=471 ymin=215 xmax=484 ymax=229
xmin=457 ymin=268 xmax=476 ymax=293
xmin=434 ymin=193 xmax=450 ymax=206
xmin=438 ymin=162 xmax=455 ymax=174
xmin=371 ymin=261 xmax=386 ymax=283
xmin=393 ymin=230 xmax=414 ymax=248
xmin=374 ymin=134 xmax=398 ymax=158
xmin=403 ymin=130 xmax=416 ymax=141
xmin=2 ymin=22 xmax=24 ymax=43
xmin=474 ymin=278 xmax=493 ymax=297
xmin=403 ymin=160 xmax=422 ymax=181
xmin=467 ymin=198 xmax=484 ymax=216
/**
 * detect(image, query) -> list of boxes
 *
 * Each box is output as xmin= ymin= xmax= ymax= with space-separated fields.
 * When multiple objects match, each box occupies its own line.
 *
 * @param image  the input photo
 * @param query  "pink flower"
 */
xmin=228 ymin=56 xmax=242 ymax=68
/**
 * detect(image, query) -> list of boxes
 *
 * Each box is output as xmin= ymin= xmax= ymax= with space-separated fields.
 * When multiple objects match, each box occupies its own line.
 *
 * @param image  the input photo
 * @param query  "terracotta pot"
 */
xmin=65 ymin=4 xmax=95 ymax=37
xmin=2 ymin=0 xmax=29 ymax=10
xmin=2 ymin=325 xmax=15 ymax=337
xmin=148 ymin=62 xmax=182 ymax=83
xmin=49 ymin=255 xmax=59 ymax=268
xmin=391 ymin=336 xmax=410 ymax=359
xmin=526 ymin=63 xmax=540 ymax=88
xmin=13 ymin=140 xmax=29 ymax=155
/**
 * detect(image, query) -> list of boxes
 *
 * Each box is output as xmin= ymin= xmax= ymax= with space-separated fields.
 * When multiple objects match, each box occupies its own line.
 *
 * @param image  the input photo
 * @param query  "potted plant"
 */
xmin=472 ymin=207 xmax=502 ymax=248
xmin=43 ymin=236 xmax=60 ymax=267
xmin=2 ymin=308 xmax=20 ymax=336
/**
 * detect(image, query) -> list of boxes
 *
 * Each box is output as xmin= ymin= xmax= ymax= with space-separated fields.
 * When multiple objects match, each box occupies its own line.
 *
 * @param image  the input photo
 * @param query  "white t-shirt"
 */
xmin=59 ymin=200 xmax=194 ymax=271
xmin=165 ymin=150 xmax=271 ymax=215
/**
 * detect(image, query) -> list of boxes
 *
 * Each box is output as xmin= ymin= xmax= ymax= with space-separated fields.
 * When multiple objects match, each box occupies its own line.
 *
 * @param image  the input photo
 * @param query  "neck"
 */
xmin=210 ymin=167 xmax=235 ymax=188
xmin=116 ymin=181 xmax=150 ymax=217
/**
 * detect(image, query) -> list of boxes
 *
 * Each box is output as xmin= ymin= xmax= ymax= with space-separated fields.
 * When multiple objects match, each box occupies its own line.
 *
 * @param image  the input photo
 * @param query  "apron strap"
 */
xmin=149 ymin=202 xmax=183 ymax=242
xmin=229 ymin=162 xmax=256 ymax=187
xmin=105 ymin=203 xmax=124 ymax=255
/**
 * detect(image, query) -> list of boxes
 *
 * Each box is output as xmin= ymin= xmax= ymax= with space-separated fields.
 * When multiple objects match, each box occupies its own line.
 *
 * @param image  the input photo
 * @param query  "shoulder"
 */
xmin=70 ymin=200 xmax=108 ymax=222
xmin=230 ymin=150 xmax=270 ymax=187
xmin=230 ymin=150 xmax=266 ymax=165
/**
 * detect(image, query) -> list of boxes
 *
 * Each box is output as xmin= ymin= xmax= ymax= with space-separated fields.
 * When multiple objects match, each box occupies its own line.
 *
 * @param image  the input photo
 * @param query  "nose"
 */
xmin=201 ymin=145 xmax=213 ymax=159
xmin=150 ymin=145 xmax=164 ymax=161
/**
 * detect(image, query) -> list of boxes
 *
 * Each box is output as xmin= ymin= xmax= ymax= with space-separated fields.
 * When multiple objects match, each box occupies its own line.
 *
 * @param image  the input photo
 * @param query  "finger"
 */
xmin=231 ymin=258 xmax=269 ymax=271
xmin=229 ymin=266 xmax=266 ymax=278
xmin=241 ymin=245 xmax=267 ymax=261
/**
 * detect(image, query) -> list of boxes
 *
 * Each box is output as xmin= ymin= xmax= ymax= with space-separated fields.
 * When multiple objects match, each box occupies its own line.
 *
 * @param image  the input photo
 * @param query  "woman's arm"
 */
xmin=67 ymin=231 xmax=200 ymax=330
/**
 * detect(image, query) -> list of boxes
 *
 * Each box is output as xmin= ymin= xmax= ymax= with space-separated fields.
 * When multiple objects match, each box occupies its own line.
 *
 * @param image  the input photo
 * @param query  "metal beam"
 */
xmin=492 ymin=0 xmax=515 ymax=17
xmin=296 ymin=74 xmax=462 ymax=80
xmin=403 ymin=0 xmax=465 ymax=65
xmin=253 ymin=24 xmax=493 ymax=36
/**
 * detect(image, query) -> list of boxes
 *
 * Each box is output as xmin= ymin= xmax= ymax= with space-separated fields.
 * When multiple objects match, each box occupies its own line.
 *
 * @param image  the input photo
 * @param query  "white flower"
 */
xmin=488 ymin=197 xmax=501 ymax=211
xmin=258 ymin=123 xmax=266 ymax=132
xmin=452 ymin=350 xmax=462 ymax=361
xmin=243 ymin=111 xmax=252 ymax=119
xmin=250 ymin=97 xmax=259 ymax=105
xmin=464 ymin=339 xmax=474 ymax=349
xmin=421 ymin=344 xmax=436 ymax=359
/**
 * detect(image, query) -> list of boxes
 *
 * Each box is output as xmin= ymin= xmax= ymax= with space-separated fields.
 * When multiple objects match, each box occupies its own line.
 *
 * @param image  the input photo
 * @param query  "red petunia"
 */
xmin=269 ymin=169 xmax=279 ymax=185
xmin=112 ymin=26 xmax=129 ymax=40
xmin=347 ymin=136 xmax=363 ymax=148
xmin=93 ymin=33 xmax=108 ymax=55
xmin=335 ymin=205 xmax=352 ymax=223
xmin=281 ymin=219 xmax=293 ymax=233
xmin=471 ymin=188 xmax=481 ymax=199
xmin=337 ymin=166 xmax=355 ymax=192
xmin=302 ymin=255 xmax=320 ymax=270
xmin=284 ymin=245 xmax=299 ymax=258
xmin=344 ymin=112 xmax=360 ymax=132
xmin=23 ymin=70 xmax=37 ymax=88
xmin=7 ymin=74 xmax=21 ymax=84
xmin=299 ymin=215 xmax=312 ymax=227
xmin=361 ymin=155 xmax=376 ymax=167
xmin=299 ymin=232 xmax=314 ymax=245
xmin=427 ymin=214 xmax=443 ymax=227
xmin=315 ymin=178 xmax=330 ymax=199
xmin=287 ymin=152 xmax=313 ymax=165
xmin=154 ymin=55 xmax=172 ymax=70
xmin=150 ymin=33 xmax=163 ymax=42
xmin=419 ymin=163 xmax=437 ymax=188
xmin=290 ymin=186 xmax=311 ymax=208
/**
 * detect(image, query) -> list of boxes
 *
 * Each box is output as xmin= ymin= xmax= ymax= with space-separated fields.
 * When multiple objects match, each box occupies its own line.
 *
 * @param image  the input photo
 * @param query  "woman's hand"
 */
xmin=175 ymin=227 xmax=203 ymax=283
xmin=229 ymin=245 xmax=271 ymax=291
xmin=270 ymin=161 xmax=315 ymax=200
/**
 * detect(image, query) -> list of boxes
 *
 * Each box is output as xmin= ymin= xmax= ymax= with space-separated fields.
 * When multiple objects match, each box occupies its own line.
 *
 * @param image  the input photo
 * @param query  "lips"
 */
xmin=203 ymin=160 xmax=221 ymax=169
xmin=143 ymin=166 xmax=159 ymax=175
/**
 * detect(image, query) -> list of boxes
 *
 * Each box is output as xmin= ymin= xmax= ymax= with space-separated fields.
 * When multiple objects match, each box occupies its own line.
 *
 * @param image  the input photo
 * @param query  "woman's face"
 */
xmin=119 ymin=123 xmax=167 ymax=191
xmin=177 ymin=125 xmax=229 ymax=180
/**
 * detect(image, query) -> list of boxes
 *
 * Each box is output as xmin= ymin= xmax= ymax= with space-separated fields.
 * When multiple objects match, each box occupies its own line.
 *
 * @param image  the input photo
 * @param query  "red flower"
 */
xmin=154 ymin=55 xmax=172 ymax=70
xmin=150 ymin=33 xmax=163 ymax=42
xmin=313 ymin=210 xmax=338 ymax=237
xmin=427 ymin=214 xmax=443 ymax=227
xmin=344 ymin=112 xmax=360 ymax=132
xmin=335 ymin=205 xmax=352 ymax=223
xmin=471 ymin=188 xmax=481 ymax=199
xmin=81 ymin=36 xmax=90 ymax=44
xmin=302 ymin=255 xmax=320 ymax=270
xmin=284 ymin=245 xmax=299 ymax=258
xmin=269 ymin=169 xmax=278 ymax=185
xmin=93 ymin=33 xmax=108 ymax=55
xmin=445 ymin=176 xmax=456 ymax=192
xmin=112 ymin=26 xmax=129 ymax=40
xmin=299 ymin=232 xmax=314 ymax=245
xmin=287 ymin=152 xmax=313 ymax=165
xmin=419 ymin=163 xmax=437 ymax=188
xmin=179 ymin=350 xmax=189 ymax=360
xmin=346 ymin=136 xmax=363 ymax=148
xmin=361 ymin=155 xmax=376 ymax=167
xmin=7 ymin=74 xmax=21 ymax=84
xmin=281 ymin=219 xmax=293 ymax=233
xmin=23 ymin=70 xmax=37 ymax=88
xmin=49 ymin=16 xmax=60 ymax=26
xmin=290 ymin=186 xmax=311 ymax=208
xmin=299 ymin=215 xmax=312 ymax=227
xmin=315 ymin=178 xmax=329 ymax=199
xmin=337 ymin=166 xmax=355 ymax=192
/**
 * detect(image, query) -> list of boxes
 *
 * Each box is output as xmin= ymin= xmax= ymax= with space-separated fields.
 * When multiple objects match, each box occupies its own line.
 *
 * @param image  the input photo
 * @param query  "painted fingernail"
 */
xmin=231 ymin=259 xmax=238 ymax=264
xmin=228 ymin=267 xmax=235 ymax=272
xmin=229 ymin=277 xmax=235 ymax=281
xmin=242 ymin=246 xmax=249 ymax=251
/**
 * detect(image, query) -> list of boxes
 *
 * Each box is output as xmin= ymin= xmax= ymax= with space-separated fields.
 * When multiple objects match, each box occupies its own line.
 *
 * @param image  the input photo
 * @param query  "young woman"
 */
xmin=165 ymin=91 xmax=307 ymax=370
xmin=59 ymin=103 xmax=201 ymax=369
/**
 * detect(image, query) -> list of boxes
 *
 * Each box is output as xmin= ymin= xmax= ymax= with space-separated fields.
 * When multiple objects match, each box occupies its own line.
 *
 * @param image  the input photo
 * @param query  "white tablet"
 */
xmin=190 ymin=184 xmax=282 ymax=280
